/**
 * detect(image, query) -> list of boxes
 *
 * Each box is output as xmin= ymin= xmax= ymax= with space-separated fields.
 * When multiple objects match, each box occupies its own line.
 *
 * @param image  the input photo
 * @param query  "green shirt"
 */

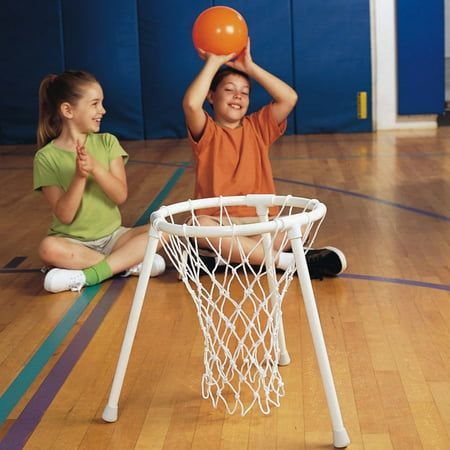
xmin=33 ymin=133 xmax=128 ymax=241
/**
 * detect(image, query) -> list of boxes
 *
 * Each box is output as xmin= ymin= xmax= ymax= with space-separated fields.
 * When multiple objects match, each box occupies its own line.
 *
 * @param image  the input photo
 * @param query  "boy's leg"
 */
xmin=194 ymin=216 xmax=289 ymax=269
xmin=194 ymin=218 xmax=346 ymax=277
xmin=271 ymin=234 xmax=347 ymax=278
xmin=195 ymin=217 xmax=266 ymax=265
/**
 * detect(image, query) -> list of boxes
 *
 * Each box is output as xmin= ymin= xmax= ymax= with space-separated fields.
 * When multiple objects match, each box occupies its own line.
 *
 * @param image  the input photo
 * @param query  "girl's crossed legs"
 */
xmin=40 ymin=225 xmax=166 ymax=293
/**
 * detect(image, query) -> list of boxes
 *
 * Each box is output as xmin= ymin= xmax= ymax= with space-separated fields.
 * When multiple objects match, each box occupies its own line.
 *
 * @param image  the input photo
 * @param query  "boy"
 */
xmin=182 ymin=40 xmax=346 ymax=278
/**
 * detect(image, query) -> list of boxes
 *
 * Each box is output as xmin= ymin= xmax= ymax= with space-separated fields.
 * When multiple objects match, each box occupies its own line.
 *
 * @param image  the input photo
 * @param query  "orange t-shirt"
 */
xmin=188 ymin=104 xmax=287 ymax=216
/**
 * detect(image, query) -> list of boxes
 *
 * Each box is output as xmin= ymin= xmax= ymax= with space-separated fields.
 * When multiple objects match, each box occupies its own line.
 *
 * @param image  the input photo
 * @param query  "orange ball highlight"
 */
xmin=192 ymin=6 xmax=248 ymax=56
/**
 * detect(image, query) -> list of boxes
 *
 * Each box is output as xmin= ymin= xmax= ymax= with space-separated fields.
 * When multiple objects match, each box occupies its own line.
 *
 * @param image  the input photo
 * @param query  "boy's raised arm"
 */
xmin=227 ymin=39 xmax=298 ymax=125
xmin=183 ymin=52 xmax=235 ymax=141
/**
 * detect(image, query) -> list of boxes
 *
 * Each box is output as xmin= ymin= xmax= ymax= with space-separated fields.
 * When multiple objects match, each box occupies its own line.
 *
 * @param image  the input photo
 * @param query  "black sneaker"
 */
xmin=306 ymin=246 xmax=347 ymax=279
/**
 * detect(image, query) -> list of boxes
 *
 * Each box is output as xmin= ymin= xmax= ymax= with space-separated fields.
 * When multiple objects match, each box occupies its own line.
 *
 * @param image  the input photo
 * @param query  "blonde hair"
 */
xmin=37 ymin=70 xmax=98 ymax=148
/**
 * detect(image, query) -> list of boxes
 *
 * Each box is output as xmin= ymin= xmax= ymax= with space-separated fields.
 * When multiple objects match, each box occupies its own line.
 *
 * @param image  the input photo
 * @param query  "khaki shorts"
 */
xmin=63 ymin=226 xmax=131 ymax=255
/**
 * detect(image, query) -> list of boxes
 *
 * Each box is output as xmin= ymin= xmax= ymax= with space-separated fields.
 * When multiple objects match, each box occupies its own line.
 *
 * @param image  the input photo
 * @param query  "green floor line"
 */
xmin=0 ymin=165 xmax=188 ymax=425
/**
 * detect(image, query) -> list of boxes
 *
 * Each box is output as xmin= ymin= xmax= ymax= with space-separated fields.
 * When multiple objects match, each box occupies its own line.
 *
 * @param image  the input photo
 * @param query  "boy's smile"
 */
xmin=208 ymin=74 xmax=250 ymax=128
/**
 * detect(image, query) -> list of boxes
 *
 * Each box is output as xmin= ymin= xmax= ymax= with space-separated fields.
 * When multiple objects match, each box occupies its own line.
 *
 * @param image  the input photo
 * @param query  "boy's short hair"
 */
xmin=210 ymin=67 xmax=251 ymax=92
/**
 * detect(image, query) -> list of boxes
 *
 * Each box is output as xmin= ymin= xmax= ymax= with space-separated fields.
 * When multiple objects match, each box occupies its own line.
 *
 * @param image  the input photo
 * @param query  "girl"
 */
xmin=34 ymin=70 xmax=165 ymax=293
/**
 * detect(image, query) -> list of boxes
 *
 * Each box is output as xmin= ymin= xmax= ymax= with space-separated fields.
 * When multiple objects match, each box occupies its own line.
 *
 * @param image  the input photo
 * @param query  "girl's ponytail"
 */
xmin=36 ymin=71 xmax=98 ymax=148
xmin=37 ymin=74 xmax=61 ymax=148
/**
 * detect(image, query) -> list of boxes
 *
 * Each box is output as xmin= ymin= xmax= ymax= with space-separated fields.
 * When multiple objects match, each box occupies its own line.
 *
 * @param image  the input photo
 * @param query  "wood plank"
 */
xmin=0 ymin=128 xmax=449 ymax=449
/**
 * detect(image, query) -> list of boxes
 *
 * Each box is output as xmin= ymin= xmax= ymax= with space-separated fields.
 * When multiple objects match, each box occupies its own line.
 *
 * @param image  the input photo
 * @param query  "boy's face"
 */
xmin=207 ymin=74 xmax=250 ymax=128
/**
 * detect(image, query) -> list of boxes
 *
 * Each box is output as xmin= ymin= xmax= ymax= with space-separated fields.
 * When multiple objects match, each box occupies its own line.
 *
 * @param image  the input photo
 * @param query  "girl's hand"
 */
xmin=76 ymin=140 xmax=98 ymax=177
xmin=75 ymin=141 xmax=89 ymax=178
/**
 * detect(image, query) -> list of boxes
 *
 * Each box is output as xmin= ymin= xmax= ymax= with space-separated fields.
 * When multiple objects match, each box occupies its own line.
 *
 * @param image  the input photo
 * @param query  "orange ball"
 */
xmin=192 ymin=6 xmax=248 ymax=56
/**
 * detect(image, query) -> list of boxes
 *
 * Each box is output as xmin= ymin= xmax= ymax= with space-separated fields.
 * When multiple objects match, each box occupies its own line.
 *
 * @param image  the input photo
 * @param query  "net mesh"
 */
xmin=157 ymin=197 xmax=324 ymax=415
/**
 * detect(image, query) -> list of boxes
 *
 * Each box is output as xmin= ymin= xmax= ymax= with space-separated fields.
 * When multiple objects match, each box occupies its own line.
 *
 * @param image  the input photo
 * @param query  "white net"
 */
xmin=156 ymin=195 xmax=325 ymax=415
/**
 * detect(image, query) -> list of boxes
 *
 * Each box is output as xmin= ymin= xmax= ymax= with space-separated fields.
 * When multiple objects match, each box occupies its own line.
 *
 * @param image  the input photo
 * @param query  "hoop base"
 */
xmin=333 ymin=428 xmax=350 ymax=448
xmin=278 ymin=351 xmax=291 ymax=366
xmin=102 ymin=405 xmax=118 ymax=423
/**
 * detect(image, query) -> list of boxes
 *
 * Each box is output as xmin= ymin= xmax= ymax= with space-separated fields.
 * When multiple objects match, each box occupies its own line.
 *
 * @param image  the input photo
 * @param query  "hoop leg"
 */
xmin=288 ymin=227 xmax=350 ymax=448
xmin=257 ymin=208 xmax=290 ymax=366
xmin=102 ymin=227 xmax=160 ymax=423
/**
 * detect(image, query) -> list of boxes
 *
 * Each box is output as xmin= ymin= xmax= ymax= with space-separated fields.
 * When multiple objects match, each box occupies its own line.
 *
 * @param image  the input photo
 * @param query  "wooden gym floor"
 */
xmin=0 ymin=128 xmax=449 ymax=449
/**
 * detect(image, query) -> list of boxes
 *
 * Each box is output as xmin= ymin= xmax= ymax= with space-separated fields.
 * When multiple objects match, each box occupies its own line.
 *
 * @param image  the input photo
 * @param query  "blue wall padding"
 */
xmin=292 ymin=0 xmax=372 ymax=133
xmin=61 ymin=0 xmax=144 ymax=139
xmin=0 ymin=0 xmax=379 ymax=144
xmin=216 ymin=0 xmax=296 ymax=134
xmin=0 ymin=0 xmax=64 ymax=144
xmin=397 ymin=0 xmax=444 ymax=114
xmin=137 ymin=0 xmax=211 ymax=139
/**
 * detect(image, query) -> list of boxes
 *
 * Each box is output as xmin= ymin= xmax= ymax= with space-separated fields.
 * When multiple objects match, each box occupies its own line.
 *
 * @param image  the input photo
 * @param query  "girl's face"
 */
xmin=70 ymin=82 xmax=106 ymax=133
xmin=208 ymin=74 xmax=250 ymax=128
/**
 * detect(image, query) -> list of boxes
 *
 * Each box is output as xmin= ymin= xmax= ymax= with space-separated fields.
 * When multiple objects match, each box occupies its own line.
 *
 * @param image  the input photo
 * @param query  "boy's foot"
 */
xmin=44 ymin=268 xmax=86 ymax=293
xmin=306 ymin=246 xmax=347 ymax=279
xmin=121 ymin=254 xmax=166 ymax=278
xmin=178 ymin=247 xmax=347 ymax=280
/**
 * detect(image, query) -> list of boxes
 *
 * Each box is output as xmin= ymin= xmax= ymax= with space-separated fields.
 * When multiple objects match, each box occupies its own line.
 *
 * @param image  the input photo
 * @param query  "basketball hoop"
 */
xmin=102 ymin=194 xmax=350 ymax=448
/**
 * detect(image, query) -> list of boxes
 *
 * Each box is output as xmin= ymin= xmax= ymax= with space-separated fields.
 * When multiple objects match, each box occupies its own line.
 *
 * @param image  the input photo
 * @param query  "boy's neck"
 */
xmin=214 ymin=117 xmax=243 ymax=129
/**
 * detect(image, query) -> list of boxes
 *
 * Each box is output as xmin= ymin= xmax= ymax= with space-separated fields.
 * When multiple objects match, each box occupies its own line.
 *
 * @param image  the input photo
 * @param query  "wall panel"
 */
xmin=292 ymin=0 xmax=372 ymax=133
xmin=0 ymin=0 xmax=64 ymax=144
xmin=62 ymin=0 xmax=144 ymax=139
xmin=397 ymin=0 xmax=444 ymax=114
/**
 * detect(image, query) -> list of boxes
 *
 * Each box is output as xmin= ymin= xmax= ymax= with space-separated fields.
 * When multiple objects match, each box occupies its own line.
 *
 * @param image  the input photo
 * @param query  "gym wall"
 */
xmin=0 ymin=0 xmax=443 ymax=144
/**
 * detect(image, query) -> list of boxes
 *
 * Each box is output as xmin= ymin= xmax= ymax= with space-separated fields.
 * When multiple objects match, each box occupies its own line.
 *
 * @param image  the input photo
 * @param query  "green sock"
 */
xmin=83 ymin=259 xmax=113 ymax=286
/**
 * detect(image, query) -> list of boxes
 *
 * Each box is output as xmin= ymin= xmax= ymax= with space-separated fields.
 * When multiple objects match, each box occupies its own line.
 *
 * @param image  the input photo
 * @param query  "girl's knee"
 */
xmin=38 ymin=236 xmax=62 ymax=263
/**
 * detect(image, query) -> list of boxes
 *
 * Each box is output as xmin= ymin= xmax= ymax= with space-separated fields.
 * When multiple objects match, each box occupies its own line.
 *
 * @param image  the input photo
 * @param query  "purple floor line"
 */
xmin=275 ymin=177 xmax=450 ymax=222
xmin=339 ymin=273 xmax=450 ymax=291
xmin=0 ymin=279 xmax=125 ymax=450
xmin=1 ymin=271 xmax=448 ymax=449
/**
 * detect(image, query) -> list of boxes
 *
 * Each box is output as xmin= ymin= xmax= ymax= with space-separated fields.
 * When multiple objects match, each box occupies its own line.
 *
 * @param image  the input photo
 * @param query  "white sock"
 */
xmin=276 ymin=252 xmax=295 ymax=270
xmin=214 ymin=256 xmax=226 ymax=266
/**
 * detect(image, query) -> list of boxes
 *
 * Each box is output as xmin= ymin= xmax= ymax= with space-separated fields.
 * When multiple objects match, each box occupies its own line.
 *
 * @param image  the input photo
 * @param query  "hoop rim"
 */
xmin=150 ymin=194 xmax=326 ymax=238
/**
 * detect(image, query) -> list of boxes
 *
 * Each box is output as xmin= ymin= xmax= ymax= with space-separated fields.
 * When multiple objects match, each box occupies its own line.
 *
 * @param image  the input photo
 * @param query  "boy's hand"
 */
xmin=197 ymin=48 xmax=236 ymax=66
xmin=226 ymin=38 xmax=253 ymax=74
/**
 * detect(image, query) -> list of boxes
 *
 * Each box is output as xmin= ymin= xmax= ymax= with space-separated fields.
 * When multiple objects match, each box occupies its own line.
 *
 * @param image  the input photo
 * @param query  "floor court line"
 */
xmin=275 ymin=177 xmax=450 ymax=222
xmin=3 ymin=257 xmax=27 ymax=269
xmin=110 ymin=160 xmax=450 ymax=224
xmin=0 ymin=269 xmax=42 ymax=273
xmin=339 ymin=273 xmax=450 ymax=292
xmin=0 ymin=281 xmax=125 ymax=450
xmin=3 ymin=270 xmax=447 ymax=448
xmin=0 ymin=165 xmax=187 ymax=441
xmin=1 ymin=164 xmax=448 ymax=445
xmin=0 ymin=284 xmax=102 ymax=426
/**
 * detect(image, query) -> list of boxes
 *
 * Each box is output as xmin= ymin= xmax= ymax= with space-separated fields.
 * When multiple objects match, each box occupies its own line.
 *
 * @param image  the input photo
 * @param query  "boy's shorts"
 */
xmin=62 ymin=226 xmax=131 ymax=255
xmin=193 ymin=215 xmax=259 ymax=226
